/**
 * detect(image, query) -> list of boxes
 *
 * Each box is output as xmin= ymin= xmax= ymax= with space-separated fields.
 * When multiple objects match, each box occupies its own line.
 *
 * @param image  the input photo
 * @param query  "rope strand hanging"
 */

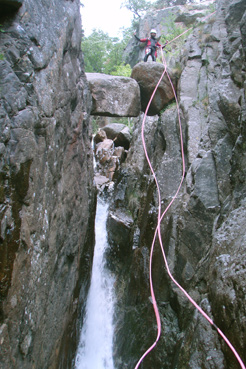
xmin=134 ymin=27 xmax=246 ymax=369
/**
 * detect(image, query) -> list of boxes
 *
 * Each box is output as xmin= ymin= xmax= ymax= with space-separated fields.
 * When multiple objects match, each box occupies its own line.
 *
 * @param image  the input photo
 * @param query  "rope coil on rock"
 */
xmin=134 ymin=27 xmax=246 ymax=369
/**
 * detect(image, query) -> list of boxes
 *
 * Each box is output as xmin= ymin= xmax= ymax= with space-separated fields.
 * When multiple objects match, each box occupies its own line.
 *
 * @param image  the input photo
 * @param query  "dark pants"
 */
xmin=144 ymin=47 xmax=156 ymax=62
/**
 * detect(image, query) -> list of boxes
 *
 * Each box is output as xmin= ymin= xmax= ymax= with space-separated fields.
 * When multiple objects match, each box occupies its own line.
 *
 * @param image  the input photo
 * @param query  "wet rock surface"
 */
xmin=0 ymin=0 xmax=96 ymax=368
xmin=110 ymin=0 xmax=246 ymax=368
xmin=93 ymin=123 xmax=130 ymax=190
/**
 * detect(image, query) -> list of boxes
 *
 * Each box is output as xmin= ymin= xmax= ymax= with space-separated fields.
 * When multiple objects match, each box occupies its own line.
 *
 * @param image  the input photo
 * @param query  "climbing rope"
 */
xmin=134 ymin=27 xmax=246 ymax=369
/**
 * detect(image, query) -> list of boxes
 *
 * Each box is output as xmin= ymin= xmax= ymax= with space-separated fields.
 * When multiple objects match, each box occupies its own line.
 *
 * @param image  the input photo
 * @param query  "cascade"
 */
xmin=74 ymin=198 xmax=116 ymax=369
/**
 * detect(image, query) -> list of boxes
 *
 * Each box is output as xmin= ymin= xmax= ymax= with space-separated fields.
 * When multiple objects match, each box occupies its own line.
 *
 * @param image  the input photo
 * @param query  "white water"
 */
xmin=74 ymin=199 xmax=115 ymax=369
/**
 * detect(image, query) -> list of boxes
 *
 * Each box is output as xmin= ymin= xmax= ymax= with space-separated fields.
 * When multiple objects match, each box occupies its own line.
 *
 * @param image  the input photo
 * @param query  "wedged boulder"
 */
xmin=86 ymin=73 xmax=141 ymax=117
xmin=102 ymin=123 xmax=132 ymax=150
xmin=101 ymin=123 xmax=126 ymax=140
xmin=131 ymin=62 xmax=178 ymax=116
xmin=95 ymin=123 xmax=132 ymax=150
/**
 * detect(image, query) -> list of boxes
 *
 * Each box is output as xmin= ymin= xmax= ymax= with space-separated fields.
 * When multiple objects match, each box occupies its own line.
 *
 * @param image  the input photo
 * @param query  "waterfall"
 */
xmin=74 ymin=199 xmax=115 ymax=369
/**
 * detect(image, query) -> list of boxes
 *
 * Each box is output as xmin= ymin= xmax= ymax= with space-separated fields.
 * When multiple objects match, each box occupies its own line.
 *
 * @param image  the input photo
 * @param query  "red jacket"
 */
xmin=135 ymin=35 xmax=162 ymax=56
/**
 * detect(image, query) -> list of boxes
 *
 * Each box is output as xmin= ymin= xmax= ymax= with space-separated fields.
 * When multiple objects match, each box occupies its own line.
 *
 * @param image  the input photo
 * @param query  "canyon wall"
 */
xmin=109 ymin=0 xmax=246 ymax=367
xmin=1 ymin=0 xmax=246 ymax=368
xmin=0 ymin=0 xmax=96 ymax=368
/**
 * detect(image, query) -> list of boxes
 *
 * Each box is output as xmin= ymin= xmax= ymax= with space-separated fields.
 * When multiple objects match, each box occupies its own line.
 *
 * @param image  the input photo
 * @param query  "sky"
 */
xmin=80 ymin=0 xmax=155 ymax=38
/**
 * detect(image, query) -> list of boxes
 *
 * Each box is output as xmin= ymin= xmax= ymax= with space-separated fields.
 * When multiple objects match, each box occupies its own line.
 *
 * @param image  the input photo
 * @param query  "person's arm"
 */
xmin=162 ymin=41 xmax=168 ymax=49
xmin=134 ymin=33 xmax=147 ymax=43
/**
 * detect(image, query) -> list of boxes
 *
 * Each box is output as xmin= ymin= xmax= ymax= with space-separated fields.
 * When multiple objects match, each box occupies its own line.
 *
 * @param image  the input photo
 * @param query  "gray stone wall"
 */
xmin=110 ymin=0 xmax=246 ymax=367
xmin=0 ymin=1 xmax=96 ymax=368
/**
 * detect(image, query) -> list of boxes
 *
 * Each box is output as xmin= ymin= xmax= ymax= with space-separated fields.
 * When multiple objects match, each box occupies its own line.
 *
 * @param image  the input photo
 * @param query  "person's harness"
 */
xmin=146 ymin=37 xmax=159 ymax=50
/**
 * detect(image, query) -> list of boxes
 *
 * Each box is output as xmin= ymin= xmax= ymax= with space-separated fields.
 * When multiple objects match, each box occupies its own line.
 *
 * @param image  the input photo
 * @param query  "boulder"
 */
xmin=86 ymin=73 xmax=141 ymax=117
xmin=101 ymin=123 xmax=126 ymax=140
xmin=94 ymin=138 xmax=126 ymax=180
xmin=114 ymin=126 xmax=132 ymax=150
xmin=94 ymin=129 xmax=107 ymax=145
xmin=131 ymin=62 xmax=177 ymax=116
xmin=113 ymin=146 xmax=126 ymax=162
xmin=101 ymin=123 xmax=132 ymax=150
xmin=95 ymin=139 xmax=118 ymax=180
xmin=94 ymin=124 xmax=129 ymax=181
xmin=94 ymin=123 xmax=132 ymax=150
xmin=95 ymin=139 xmax=114 ymax=165
xmin=94 ymin=173 xmax=110 ymax=187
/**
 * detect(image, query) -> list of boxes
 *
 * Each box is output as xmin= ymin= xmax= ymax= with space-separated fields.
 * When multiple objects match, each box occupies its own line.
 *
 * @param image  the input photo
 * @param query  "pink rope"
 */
xmin=134 ymin=39 xmax=246 ymax=369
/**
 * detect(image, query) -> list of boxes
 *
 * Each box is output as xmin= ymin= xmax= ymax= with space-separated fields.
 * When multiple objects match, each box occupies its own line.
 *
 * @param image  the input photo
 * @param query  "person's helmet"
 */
xmin=150 ymin=29 xmax=157 ymax=35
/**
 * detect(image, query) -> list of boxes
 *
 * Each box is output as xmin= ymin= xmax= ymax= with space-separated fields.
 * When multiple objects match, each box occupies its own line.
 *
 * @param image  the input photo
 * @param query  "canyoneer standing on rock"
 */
xmin=134 ymin=29 xmax=168 ymax=62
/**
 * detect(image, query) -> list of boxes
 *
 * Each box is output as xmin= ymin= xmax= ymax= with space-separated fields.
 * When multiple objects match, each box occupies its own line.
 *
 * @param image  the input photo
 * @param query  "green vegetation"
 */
xmin=91 ymin=117 xmax=100 ymax=134
xmin=159 ymin=100 xmax=177 ymax=115
xmin=82 ymin=29 xmax=133 ymax=76
xmin=121 ymin=0 xmax=152 ymax=19
xmin=158 ymin=14 xmax=192 ymax=61
xmin=111 ymin=64 xmax=132 ymax=77
xmin=91 ymin=116 xmax=135 ymax=135
xmin=115 ymin=117 xmax=135 ymax=133
xmin=208 ymin=2 xmax=216 ymax=14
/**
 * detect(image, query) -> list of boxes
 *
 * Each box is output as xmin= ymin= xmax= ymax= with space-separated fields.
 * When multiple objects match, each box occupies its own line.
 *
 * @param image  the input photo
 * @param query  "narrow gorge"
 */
xmin=0 ymin=0 xmax=246 ymax=368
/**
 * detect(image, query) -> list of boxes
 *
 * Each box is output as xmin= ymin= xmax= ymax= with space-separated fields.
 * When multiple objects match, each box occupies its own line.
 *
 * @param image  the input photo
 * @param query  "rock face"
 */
xmin=131 ymin=62 xmax=178 ymax=115
xmin=109 ymin=0 xmax=246 ymax=368
xmin=86 ymin=73 xmax=141 ymax=117
xmin=106 ymin=209 xmax=134 ymax=268
xmin=0 ymin=1 xmax=96 ymax=368
xmin=123 ymin=1 xmax=214 ymax=67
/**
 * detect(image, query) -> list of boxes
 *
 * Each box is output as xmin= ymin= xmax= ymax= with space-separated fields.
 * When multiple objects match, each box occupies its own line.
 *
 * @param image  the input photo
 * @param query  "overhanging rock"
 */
xmin=86 ymin=73 xmax=141 ymax=117
xmin=131 ymin=62 xmax=178 ymax=116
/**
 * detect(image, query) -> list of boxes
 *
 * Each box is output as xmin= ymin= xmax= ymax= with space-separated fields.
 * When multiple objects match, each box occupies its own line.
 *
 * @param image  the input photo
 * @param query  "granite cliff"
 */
xmin=106 ymin=0 xmax=246 ymax=368
xmin=0 ymin=0 xmax=96 ymax=368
